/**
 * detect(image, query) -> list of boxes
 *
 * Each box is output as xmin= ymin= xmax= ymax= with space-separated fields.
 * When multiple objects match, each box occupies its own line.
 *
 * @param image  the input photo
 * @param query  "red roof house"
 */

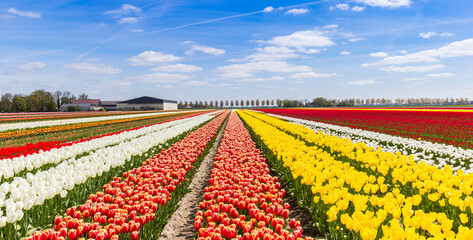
xmin=72 ymin=99 xmax=102 ymax=106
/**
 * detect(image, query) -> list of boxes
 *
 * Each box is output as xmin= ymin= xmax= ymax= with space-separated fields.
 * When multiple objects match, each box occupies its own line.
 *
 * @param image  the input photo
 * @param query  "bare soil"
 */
xmin=157 ymin=118 xmax=228 ymax=240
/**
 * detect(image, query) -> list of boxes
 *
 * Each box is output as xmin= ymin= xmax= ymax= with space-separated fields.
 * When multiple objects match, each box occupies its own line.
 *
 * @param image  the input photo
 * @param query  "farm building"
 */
xmin=72 ymin=99 xmax=102 ymax=107
xmin=60 ymin=103 xmax=95 ymax=112
xmin=116 ymin=96 xmax=177 ymax=111
xmin=102 ymin=101 xmax=118 ymax=111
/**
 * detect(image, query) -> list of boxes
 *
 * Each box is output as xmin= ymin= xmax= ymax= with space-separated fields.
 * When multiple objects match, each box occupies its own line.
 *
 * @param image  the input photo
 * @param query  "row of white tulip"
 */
xmin=267 ymin=113 xmax=473 ymax=173
xmin=0 ymin=110 xmax=201 ymax=132
xmin=0 ymin=113 xmax=213 ymax=227
xmin=0 ymin=113 xmax=202 ymax=181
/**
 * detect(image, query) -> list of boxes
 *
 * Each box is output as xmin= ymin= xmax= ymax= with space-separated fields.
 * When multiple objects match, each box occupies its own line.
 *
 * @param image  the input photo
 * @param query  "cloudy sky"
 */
xmin=1 ymin=0 xmax=472 ymax=102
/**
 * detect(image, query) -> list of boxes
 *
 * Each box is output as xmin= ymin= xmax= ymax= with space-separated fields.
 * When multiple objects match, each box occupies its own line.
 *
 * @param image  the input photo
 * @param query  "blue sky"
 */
xmin=1 ymin=0 xmax=472 ymax=102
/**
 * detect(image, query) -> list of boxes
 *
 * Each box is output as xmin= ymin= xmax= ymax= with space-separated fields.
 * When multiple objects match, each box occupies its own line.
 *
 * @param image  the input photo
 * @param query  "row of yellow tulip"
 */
xmin=238 ymin=110 xmax=473 ymax=240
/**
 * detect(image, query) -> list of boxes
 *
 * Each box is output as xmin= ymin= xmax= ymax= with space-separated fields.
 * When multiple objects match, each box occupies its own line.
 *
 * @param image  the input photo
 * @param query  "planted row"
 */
xmin=194 ymin=111 xmax=313 ymax=240
xmin=0 ymin=113 xmax=216 ymax=238
xmin=0 ymin=110 xmax=203 ymax=156
xmin=0 ymin=111 xmax=201 ymax=139
xmin=17 ymin=111 xmax=228 ymax=240
xmin=256 ymin=108 xmax=473 ymax=149
xmin=239 ymin=110 xmax=473 ymax=240
xmin=271 ymin=113 xmax=473 ymax=173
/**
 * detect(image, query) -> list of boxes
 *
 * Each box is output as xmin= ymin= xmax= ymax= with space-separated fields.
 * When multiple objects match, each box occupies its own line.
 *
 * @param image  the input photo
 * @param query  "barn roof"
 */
xmin=72 ymin=99 xmax=101 ymax=105
xmin=118 ymin=96 xmax=177 ymax=104
xmin=102 ymin=101 xmax=118 ymax=105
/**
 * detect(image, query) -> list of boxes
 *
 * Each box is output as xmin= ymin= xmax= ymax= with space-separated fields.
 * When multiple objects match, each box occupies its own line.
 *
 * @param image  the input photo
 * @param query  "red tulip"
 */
xmin=194 ymin=220 xmax=202 ymax=231
xmin=281 ymin=209 xmax=289 ymax=219
xmin=67 ymin=229 xmax=77 ymax=240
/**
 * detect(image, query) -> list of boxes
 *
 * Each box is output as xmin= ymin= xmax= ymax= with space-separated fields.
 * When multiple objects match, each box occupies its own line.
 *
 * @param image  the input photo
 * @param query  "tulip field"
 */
xmin=1 ymin=107 xmax=473 ymax=240
xmin=256 ymin=108 xmax=473 ymax=149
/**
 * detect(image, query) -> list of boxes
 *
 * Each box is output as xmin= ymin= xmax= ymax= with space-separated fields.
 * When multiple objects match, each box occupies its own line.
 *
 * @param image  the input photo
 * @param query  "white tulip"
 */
xmin=0 ymin=112 xmax=218 ymax=225
xmin=6 ymin=212 xmax=17 ymax=223
xmin=0 ymin=110 xmax=205 ymax=132
xmin=24 ymin=200 xmax=34 ymax=210
xmin=60 ymin=190 xmax=68 ymax=198
xmin=0 ymin=216 xmax=6 ymax=227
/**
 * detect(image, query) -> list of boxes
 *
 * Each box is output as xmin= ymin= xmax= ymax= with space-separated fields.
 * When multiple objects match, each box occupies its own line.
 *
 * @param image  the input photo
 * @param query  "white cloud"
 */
xmin=370 ymin=52 xmax=388 ymax=57
xmin=262 ymin=6 xmax=275 ymax=13
xmin=374 ymin=38 xmax=473 ymax=65
xmin=86 ymin=58 xmax=98 ymax=62
xmin=289 ymin=71 xmax=338 ymax=79
xmin=151 ymin=64 xmax=202 ymax=73
xmin=105 ymin=4 xmax=141 ymax=15
xmin=285 ymin=8 xmax=309 ymax=15
xmin=129 ymin=51 xmax=182 ymax=66
xmin=420 ymin=32 xmax=454 ymax=38
xmin=17 ymin=62 xmax=46 ymax=70
xmin=134 ymin=72 xmax=190 ymax=83
xmin=220 ymin=71 xmax=253 ymax=78
xmin=229 ymin=46 xmax=299 ymax=62
xmin=419 ymin=32 xmax=437 ymax=39
xmin=119 ymin=17 xmax=139 ymax=24
xmin=352 ymin=6 xmax=366 ymax=11
xmin=324 ymin=24 xmax=338 ymax=29
xmin=7 ymin=8 xmax=41 ymax=19
xmin=266 ymin=29 xmax=335 ymax=52
xmin=336 ymin=4 xmax=350 ymax=10
xmin=426 ymin=72 xmax=456 ymax=78
xmin=347 ymin=80 xmax=383 ymax=85
xmin=306 ymin=49 xmax=321 ymax=54
xmin=440 ymin=32 xmax=454 ymax=37
xmin=403 ymin=77 xmax=424 ymax=81
xmin=185 ymin=45 xmax=226 ymax=56
xmin=132 ymin=28 xmax=144 ymax=32
xmin=218 ymin=61 xmax=312 ymax=78
xmin=354 ymin=0 xmax=411 ymax=8
xmin=64 ymin=62 xmax=121 ymax=74
xmin=340 ymin=51 xmax=351 ymax=56
xmin=180 ymin=80 xmax=211 ymax=87
xmin=349 ymin=37 xmax=366 ymax=42
xmin=380 ymin=64 xmax=444 ymax=73
xmin=236 ymin=76 xmax=284 ymax=82
xmin=382 ymin=54 xmax=437 ymax=64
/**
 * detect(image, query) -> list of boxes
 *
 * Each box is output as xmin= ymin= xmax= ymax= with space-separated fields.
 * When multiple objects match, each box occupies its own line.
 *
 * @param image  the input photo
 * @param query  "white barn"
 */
xmin=116 ymin=96 xmax=177 ymax=111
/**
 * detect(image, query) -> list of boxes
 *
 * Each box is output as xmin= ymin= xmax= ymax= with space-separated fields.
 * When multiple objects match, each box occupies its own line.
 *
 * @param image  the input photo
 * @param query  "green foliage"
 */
xmin=66 ymin=105 xmax=82 ymax=112
xmin=311 ymin=97 xmax=331 ymax=107
xmin=12 ymin=96 xmax=27 ymax=112
xmin=0 ymin=93 xmax=13 ymax=112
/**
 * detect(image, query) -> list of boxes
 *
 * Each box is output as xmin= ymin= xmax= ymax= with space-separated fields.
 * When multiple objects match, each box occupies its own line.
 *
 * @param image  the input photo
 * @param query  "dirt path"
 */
xmin=157 ymin=118 xmax=228 ymax=240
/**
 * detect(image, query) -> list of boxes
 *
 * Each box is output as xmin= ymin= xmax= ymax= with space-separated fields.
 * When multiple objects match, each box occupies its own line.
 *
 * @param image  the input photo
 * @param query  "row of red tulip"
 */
xmin=25 ymin=111 xmax=229 ymax=240
xmin=0 ymin=111 xmax=207 ymax=159
xmin=194 ymin=111 xmax=313 ymax=240
xmin=256 ymin=108 xmax=473 ymax=149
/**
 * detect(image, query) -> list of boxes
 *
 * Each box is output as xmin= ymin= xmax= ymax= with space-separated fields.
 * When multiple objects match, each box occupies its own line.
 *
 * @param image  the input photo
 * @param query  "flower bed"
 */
xmin=0 ymin=111 xmax=204 ymax=140
xmin=269 ymin=113 xmax=473 ymax=173
xmin=256 ymin=108 xmax=473 ymax=149
xmin=0 ymin=111 xmax=208 ymax=159
xmin=23 ymin=110 xmax=228 ymax=240
xmin=194 ymin=111 xmax=313 ymax=240
xmin=0 ymin=111 xmax=226 ymax=239
xmin=239 ymin=110 xmax=473 ymax=240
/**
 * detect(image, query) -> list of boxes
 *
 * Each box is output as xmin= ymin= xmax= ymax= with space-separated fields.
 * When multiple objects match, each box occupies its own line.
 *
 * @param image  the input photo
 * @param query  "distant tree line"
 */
xmin=179 ymin=96 xmax=472 ymax=109
xmin=0 ymin=90 xmax=90 ymax=112
xmin=178 ymin=99 xmax=277 ymax=109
